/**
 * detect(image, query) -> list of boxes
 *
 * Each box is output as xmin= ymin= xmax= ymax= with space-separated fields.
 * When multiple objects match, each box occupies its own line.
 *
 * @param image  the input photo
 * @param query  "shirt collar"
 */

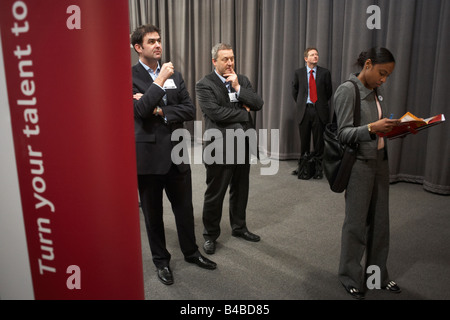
xmin=139 ymin=59 xmax=160 ymax=74
xmin=349 ymin=73 xmax=379 ymax=100
xmin=307 ymin=65 xmax=317 ymax=74
xmin=214 ymin=70 xmax=227 ymax=83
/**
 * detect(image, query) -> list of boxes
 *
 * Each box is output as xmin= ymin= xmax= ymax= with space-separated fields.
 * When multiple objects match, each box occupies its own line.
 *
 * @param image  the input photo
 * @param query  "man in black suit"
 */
xmin=196 ymin=43 xmax=264 ymax=255
xmin=131 ymin=24 xmax=216 ymax=285
xmin=292 ymin=47 xmax=332 ymax=179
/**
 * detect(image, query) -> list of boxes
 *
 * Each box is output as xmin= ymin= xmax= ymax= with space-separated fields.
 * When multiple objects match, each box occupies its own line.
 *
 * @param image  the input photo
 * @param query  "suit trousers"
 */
xmin=138 ymin=164 xmax=198 ymax=269
xmin=339 ymin=149 xmax=390 ymax=291
xmin=299 ymin=104 xmax=325 ymax=157
xmin=202 ymin=163 xmax=251 ymax=241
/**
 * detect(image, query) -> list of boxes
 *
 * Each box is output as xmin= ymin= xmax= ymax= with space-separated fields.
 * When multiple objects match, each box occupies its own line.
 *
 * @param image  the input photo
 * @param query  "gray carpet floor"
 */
xmin=139 ymin=143 xmax=450 ymax=300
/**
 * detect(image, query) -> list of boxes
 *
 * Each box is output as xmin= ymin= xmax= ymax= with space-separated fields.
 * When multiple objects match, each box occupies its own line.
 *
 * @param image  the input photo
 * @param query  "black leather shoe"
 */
xmin=342 ymin=284 xmax=365 ymax=300
xmin=203 ymin=240 xmax=216 ymax=254
xmin=185 ymin=254 xmax=217 ymax=270
xmin=232 ymin=230 xmax=261 ymax=242
xmin=313 ymin=171 xmax=323 ymax=179
xmin=382 ymin=281 xmax=401 ymax=293
xmin=157 ymin=266 xmax=174 ymax=285
xmin=291 ymin=169 xmax=298 ymax=175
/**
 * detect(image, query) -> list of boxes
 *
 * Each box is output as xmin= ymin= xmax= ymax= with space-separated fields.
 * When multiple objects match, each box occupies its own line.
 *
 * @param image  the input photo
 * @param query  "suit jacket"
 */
xmin=195 ymin=72 xmax=263 ymax=164
xmin=132 ymin=62 xmax=195 ymax=175
xmin=292 ymin=65 xmax=332 ymax=124
xmin=334 ymin=73 xmax=389 ymax=160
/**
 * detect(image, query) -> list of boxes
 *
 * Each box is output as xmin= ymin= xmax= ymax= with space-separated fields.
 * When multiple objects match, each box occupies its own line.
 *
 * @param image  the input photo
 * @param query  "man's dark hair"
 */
xmin=131 ymin=24 xmax=161 ymax=53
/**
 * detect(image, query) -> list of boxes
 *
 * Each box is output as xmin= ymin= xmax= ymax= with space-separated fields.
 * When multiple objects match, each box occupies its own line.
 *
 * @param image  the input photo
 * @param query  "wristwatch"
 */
xmin=156 ymin=106 xmax=162 ymax=115
xmin=368 ymin=123 xmax=373 ymax=133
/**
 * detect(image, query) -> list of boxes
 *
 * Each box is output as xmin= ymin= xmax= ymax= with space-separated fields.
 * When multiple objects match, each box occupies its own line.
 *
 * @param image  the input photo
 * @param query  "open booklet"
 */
xmin=377 ymin=112 xmax=446 ymax=139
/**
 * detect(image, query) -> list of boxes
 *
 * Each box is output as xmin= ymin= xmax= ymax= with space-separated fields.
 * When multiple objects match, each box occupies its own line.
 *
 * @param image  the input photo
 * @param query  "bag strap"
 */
xmin=331 ymin=80 xmax=361 ymax=128
xmin=346 ymin=80 xmax=361 ymax=127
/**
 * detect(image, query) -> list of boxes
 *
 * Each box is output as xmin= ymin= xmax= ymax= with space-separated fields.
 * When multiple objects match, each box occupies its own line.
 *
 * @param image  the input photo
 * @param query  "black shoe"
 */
xmin=382 ymin=281 xmax=401 ymax=293
xmin=185 ymin=254 xmax=217 ymax=270
xmin=157 ymin=266 xmax=174 ymax=285
xmin=313 ymin=171 xmax=323 ymax=179
xmin=203 ymin=240 xmax=216 ymax=254
xmin=291 ymin=169 xmax=298 ymax=175
xmin=232 ymin=230 xmax=261 ymax=242
xmin=342 ymin=284 xmax=365 ymax=300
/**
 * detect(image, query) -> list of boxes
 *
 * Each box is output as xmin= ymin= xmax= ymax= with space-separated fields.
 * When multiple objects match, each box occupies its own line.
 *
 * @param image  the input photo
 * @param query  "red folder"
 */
xmin=378 ymin=112 xmax=446 ymax=140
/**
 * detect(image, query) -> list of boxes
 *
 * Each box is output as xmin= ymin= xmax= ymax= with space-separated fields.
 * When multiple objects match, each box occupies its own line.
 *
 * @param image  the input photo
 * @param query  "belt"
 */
xmin=306 ymin=103 xmax=315 ymax=107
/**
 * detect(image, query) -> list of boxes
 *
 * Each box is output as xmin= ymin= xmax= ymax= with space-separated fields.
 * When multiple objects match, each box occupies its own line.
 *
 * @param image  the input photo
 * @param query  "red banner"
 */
xmin=0 ymin=0 xmax=144 ymax=299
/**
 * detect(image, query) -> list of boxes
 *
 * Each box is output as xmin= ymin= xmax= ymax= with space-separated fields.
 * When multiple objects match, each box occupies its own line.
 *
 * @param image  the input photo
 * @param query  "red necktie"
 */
xmin=309 ymin=70 xmax=317 ymax=103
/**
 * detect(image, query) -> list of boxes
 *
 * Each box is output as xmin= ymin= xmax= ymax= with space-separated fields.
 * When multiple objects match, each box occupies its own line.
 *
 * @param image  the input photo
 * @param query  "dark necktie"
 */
xmin=309 ymin=70 xmax=317 ymax=103
xmin=225 ymin=82 xmax=232 ymax=93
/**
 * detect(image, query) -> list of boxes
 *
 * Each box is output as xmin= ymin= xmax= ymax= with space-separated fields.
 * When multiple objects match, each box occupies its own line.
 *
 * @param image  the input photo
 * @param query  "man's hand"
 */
xmin=223 ymin=69 xmax=240 ymax=93
xmin=154 ymin=62 xmax=174 ymax=87
xmin=133 ymin=92 xmax=162 ymax=116
xmin=133 ymin=93 xmax=143 ymax=100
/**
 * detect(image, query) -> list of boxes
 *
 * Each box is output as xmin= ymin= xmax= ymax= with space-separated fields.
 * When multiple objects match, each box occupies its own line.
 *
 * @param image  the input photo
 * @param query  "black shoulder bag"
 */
xmin=323 ymin=80 xmax=360 ymax=193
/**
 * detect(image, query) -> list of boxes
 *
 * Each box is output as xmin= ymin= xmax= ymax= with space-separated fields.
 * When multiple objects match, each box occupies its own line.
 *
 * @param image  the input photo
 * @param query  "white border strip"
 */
xmin=0 ymin=28 xmax=34 ymax=300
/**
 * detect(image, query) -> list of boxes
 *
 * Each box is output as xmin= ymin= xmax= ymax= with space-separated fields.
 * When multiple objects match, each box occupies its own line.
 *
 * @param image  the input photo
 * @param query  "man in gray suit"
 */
xmin=292 ymin=47 xmax=332 ymax=179
xmin=196 ymin=43 xmax=264 ymax=255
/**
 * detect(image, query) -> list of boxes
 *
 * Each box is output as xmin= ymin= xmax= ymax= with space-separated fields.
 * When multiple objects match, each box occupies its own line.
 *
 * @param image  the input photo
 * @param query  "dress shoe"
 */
xmin=232 ymin=230 xmax=261 ymax=242
xmin=291 ymin=169 xmax=298 ymax=176
xmin=185 ymin=254 xmax=217 ymax=270
xmin=382 ymin=280 xmax=401 ymax=293
xmin=203 ymin=240 xmax=216 ymax=254
xmin=342 ymin=284 xmax=365 ymax=300
xmin=157 ymin=266 xmax=174 ymax=285
xmin=313 ymin=171 xmax=323 ymax=179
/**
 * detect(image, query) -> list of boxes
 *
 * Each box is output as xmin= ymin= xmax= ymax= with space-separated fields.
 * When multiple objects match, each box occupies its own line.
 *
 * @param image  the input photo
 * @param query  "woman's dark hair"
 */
xmin=356 ymin=47 xmax=395 ymax=68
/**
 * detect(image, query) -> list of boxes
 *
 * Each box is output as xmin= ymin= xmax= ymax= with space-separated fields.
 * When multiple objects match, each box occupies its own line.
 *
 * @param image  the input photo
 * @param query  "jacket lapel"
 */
xmin=136 ymin=62 xmax=154 ymax=86
xmin=315 ymin=66 xmax=322 ymax=84
xmin=135 ymin=62 xmax=168 ymax=107
xmin=302 ymin=67 xmax=308 ymax=90
xmin=208 ymin=72 xmax=229 ymax=96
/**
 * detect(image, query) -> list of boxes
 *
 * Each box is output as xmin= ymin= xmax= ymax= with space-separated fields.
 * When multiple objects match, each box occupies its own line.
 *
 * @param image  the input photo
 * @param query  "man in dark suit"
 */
xmin=196 ymin=43 xmax=264 ymax=255
xmin=292 ymin=47 xmax=332 ymax=179
xmin=131 ymin=24 xmax=216 ymax=285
